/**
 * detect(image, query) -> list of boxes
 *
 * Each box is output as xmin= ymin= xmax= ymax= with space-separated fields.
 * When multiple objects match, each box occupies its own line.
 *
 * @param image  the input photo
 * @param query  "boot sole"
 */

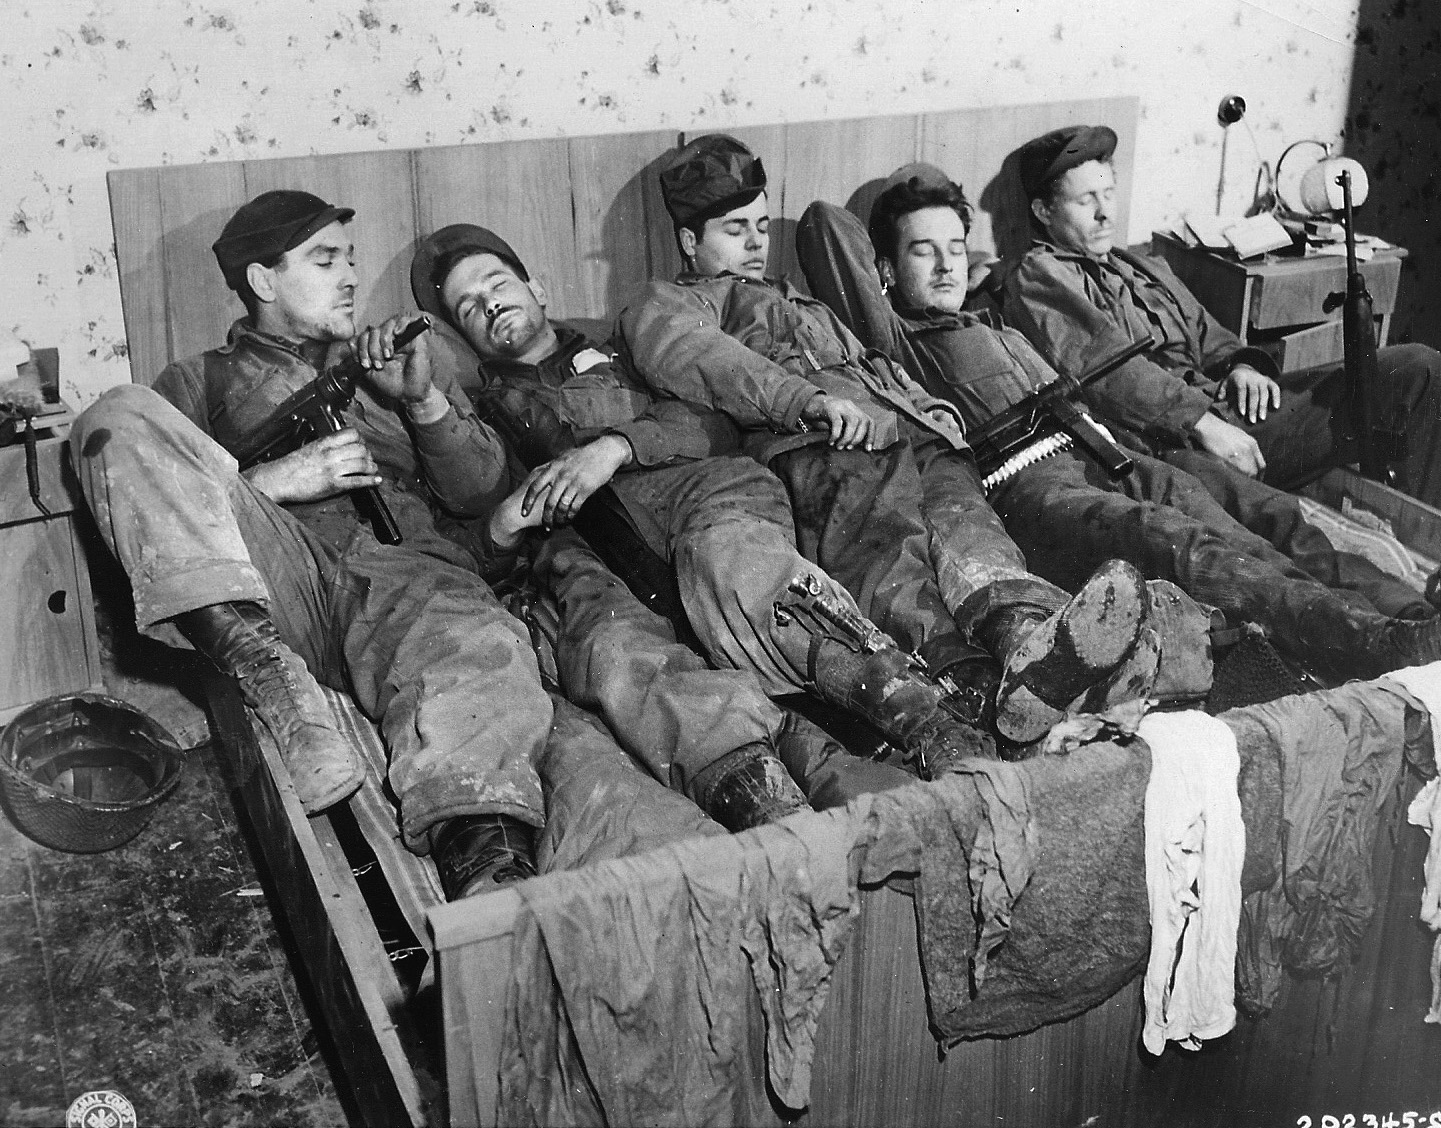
xmin=995 ymin=560 xmax=1148 ymax=743
xmin=1072 ymin=625 xmax=1162 ymax=715
xmin=268 ymin=721 xmax=366 ymax=816
xmin=290 ymin=750 xmax=366 ymax=816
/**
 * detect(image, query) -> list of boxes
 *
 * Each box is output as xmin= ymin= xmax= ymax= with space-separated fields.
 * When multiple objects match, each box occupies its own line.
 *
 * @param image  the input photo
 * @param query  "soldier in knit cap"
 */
xmin=614 ymin=134 xmax=1163 ymax=745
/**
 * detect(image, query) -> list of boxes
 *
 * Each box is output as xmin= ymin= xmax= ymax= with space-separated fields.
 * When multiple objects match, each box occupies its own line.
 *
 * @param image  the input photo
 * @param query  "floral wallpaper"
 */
xmin=1 ymin=0 xmax=1386 ymax=405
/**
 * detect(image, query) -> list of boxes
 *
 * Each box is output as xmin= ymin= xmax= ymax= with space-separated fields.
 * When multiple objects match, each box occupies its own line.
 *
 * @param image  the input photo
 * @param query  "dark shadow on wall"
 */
xmin=1344 ymin=0 xmax=1441 ymax=348
xmin=599 ymin=148 xmax=681 ymax=320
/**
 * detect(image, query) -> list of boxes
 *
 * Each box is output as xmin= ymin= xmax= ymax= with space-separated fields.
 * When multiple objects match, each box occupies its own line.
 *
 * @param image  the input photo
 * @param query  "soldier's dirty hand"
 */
xmin=1226 ymin=364 xmax=1281 ymax=423
xmin=245 ymin=428 xmax=381 ymax=503
xmin=351 ymin=315 xmax=444 ymax=420
xmin=925 ymin=405 xmax=965 ymax=440
xmin=802 ymin=394 xmax=874 ymax=450
xmin=522 ymin=435 xmax=634 ymax=527
xmin=489 ymin=473 xmax=550 ymax=551
xmin=1193 ymin=411 xmax=1266 ymax=478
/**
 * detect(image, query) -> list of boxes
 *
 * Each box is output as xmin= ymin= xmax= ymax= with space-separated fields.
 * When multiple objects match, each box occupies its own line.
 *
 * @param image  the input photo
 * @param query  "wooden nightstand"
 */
xmin=0 ymin=402 xmax=104 ymax=724
xmin=1151 ymin=229 xmax=1407 ymax=373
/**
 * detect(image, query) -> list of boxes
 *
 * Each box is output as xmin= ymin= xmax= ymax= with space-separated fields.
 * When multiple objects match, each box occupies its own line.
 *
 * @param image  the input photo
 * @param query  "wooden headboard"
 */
xmin=108 ymin=96 xmax=1137 ymax=386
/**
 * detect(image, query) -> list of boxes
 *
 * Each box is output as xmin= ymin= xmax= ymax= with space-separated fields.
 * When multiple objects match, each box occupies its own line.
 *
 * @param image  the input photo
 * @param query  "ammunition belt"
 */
xmin=980 ymin=431 xmax=1074 ymax=492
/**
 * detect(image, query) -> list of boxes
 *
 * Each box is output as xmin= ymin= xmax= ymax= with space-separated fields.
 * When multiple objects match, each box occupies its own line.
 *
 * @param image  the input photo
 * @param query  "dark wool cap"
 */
xmin=212 ymin=190 xmax=354 ymax=291
xmin=881 ymin=161 xmax=955 ymax=193
xmin=659 ymin=134 xmax=767 ymax=229
xmin=410 ymin=224 xmax=530 ymax=326
xmin=1017 ymin=125 xmax=1118 ymax=200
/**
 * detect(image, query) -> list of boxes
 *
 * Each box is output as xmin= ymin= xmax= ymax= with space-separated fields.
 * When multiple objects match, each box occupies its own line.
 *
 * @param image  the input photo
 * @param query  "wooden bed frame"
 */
xmin=108 ymin=99 xmax=1441 ymax=1127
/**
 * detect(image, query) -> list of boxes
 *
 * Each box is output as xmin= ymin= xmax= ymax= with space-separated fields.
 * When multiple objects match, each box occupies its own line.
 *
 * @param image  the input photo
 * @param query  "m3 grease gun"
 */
xmin=229 ymin=315 xmax=432 ymax=545
xmin=968 ymin=335 xmax=1153 ymax=491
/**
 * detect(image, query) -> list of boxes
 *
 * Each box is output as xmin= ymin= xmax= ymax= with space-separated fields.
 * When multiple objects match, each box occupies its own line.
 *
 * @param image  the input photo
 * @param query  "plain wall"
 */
xmin=2 ymin=0 xmax=1370 ymax=405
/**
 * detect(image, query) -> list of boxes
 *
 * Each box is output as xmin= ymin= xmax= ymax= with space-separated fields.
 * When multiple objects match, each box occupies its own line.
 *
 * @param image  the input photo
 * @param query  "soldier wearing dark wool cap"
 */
xmin=617 ymin=133 xmax=1167 ymax=749
xmin=792 ymin=154 xmax=1441 ymax=686
xmin=999 ymin=124 xmax=1441 ymax=520
xmin=70 ymin=188 xmax=567 ymax=899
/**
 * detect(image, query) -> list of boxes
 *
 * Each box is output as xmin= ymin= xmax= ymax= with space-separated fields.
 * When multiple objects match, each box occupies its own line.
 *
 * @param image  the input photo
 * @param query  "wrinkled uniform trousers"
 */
xmin=609 ymin=453 xmax=886 ymax=695
xmin=1163 ymin=447 xmax=1432 ymax=621
xmin=531 ymin=528 xmax=784 ymax=800
xmin=1213 ymin=343 xmax=1441 ymax=508
xmin=791 ymin=196 xmax=1431 ymax=625
xmin=989 ymin=446 xmax=1402 ymax=675
xmin=74 ymin=385 xmax=553 ymax=851
xmin=770 ymin=432 xmax=1058 ymax=654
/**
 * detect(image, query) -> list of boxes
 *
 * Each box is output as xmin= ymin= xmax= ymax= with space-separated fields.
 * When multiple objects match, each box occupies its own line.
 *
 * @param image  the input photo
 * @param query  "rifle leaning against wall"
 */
xmin=228 ymin=315 xmax=433 ymax=545
xmin=1323 ymin=169 xmax=1407 ymax=490
xmin=968 ymin=335 xmax=1154 ymax=491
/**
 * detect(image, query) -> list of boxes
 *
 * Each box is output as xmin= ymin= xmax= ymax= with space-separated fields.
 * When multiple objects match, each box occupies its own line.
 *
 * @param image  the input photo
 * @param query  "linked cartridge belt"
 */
xmin=981 ymin=431 xmax=1073 ymax=492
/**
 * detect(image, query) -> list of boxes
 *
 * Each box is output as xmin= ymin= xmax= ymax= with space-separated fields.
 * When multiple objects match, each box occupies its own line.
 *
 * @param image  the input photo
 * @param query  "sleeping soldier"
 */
xmin=70 ymin=190 xmax=812 ymax=901
xmin=411 ymin=222 xmax=987 ymax=778
xmin=615 ymin=133 xmax=1162 ymax=746
xmin=794 ymin=171 xmax=1441 ymax=682
xmin=1000 ymin=124 xmax=1441 ymax=514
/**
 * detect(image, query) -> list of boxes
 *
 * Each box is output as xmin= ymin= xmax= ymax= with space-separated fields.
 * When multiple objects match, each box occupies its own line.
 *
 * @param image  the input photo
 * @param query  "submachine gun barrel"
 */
xmin=230 ymin=315 xmax=432 ymax=545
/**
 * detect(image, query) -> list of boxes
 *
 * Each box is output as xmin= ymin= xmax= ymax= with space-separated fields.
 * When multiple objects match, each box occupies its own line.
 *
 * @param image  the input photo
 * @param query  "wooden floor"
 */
xmin=0 ymin=739 xmax=351 ymax=1128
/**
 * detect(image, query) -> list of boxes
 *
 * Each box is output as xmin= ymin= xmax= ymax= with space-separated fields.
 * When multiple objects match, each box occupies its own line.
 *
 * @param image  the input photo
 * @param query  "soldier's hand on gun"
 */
xmin=802 ymin=393 xmax=874 ymax=450
xmin=351 ymin=315 xmax=441 ymax=416
xmin=245 ymin=428 xmax=381 ymax=504
xmin=521 ymin=435 xmax=634 ymax=527
xmin=1192 ymin=411 xmax=1267 ymax=478
xmin=1225 ymin=364 xmax=1282 ymax=423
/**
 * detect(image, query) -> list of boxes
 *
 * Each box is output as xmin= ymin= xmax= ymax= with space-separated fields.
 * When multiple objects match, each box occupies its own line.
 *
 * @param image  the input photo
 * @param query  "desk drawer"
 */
xmin=1248 ymin=255 xmax=1401 ymax=330
xmin=1254 ymin=320 xmax=1343 ymax=373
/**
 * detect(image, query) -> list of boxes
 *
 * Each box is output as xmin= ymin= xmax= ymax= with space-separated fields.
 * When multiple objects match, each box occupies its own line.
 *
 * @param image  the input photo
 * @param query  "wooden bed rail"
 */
xmin=429 ymin=891 xmax=521 ymax=1128
xmin=203 ymin=673 xmax=433 ymax=1128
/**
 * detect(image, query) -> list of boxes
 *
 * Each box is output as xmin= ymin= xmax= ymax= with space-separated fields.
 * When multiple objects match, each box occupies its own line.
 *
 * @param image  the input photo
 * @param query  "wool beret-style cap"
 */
xmin=212 ymin=190 xmax=354 ymax=291
xmin=1017 ymin=125 xmax=1118 ymax=200
xmin=881 ymin=162 xmax=956 ymax=193
xmin=410 ymin=224 xmax=530 ymax=326
xmin=658 ymin=134 xmax=767 ymax=228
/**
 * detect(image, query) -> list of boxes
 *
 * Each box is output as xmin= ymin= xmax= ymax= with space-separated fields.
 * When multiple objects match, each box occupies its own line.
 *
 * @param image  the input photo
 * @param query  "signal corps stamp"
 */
xmin=65 ymin=1089 xmax=137 ymax=1128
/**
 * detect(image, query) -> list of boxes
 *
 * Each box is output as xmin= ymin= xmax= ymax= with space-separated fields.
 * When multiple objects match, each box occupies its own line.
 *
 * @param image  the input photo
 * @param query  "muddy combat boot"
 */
xmin=976 ymin=560 xmax=1151 ymax=745
xmin=429 ymin=813 xmax=537 ymax=900
xmin=1138 ymin=580 xmax=1217 ymax=707
xmin=773 ymin=576 xmax=995 ymax=777
xmin=175 ymin=601 xmax=364 ymax=815
xmin=692 ymin=743 xmax=810 ymax=832
xmin=809 ymin=640 xmax=995 ymax=778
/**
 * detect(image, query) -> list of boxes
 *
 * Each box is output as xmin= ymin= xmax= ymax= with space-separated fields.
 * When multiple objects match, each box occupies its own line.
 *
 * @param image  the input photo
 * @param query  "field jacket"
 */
xmin=1000 ymin=241 xmax=1278 ymax=450
xmin=616 ymin=272 xmax=967 ymax=466
xmin=155 ymin=318 xmax=514 ymax=572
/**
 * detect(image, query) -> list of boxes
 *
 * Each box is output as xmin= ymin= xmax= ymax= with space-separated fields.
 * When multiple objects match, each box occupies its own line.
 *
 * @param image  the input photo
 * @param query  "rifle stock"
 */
xmin=1334 ymin=170 xmax=1405 ymax=488
xmin=230 ymin=315 xmax=431 ymax=544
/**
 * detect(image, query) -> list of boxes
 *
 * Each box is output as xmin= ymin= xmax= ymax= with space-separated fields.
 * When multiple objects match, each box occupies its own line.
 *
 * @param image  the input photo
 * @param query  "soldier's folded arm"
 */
xmin=618 ymin=282 xmax=823 ymax=434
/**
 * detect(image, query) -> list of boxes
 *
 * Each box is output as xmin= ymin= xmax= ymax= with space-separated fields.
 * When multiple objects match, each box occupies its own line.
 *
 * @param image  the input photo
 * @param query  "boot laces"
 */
xmin=232 ymin=644 xmax=310 ymax=721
